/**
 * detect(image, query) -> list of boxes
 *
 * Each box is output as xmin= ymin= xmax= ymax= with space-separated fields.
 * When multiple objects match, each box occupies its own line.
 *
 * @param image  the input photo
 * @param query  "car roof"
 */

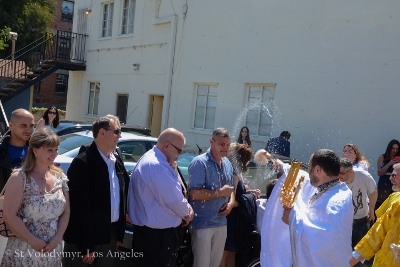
xmin=62 ymin=130 xmax=157 ymax=141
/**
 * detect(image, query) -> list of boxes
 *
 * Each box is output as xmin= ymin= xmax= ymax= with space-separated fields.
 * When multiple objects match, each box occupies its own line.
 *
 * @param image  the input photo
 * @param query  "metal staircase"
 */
xmin=0 ymin=30 xmax=88 ymax=103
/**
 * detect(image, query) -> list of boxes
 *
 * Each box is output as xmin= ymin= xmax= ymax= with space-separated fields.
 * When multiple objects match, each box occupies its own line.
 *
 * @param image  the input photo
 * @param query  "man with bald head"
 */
xmin=0 ymin=108 xmax=34 ymax=190
xmin=128 ymin=128 xmax=194 ymax=267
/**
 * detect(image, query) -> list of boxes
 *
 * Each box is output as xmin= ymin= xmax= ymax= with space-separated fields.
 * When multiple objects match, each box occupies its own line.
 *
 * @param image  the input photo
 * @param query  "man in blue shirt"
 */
xmin=189 ymin=128 xmax=235 ymax=267
xmin=265 ymin=131 xmax=291 ymax=157
xmin=0 ymin=109 xmax=34 ymax=190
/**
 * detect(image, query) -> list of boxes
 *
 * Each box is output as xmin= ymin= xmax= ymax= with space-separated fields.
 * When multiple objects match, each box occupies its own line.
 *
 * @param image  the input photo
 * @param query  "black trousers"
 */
xmin=133 ymin=224 xmax=183 ymax=267
xmin=352 ymin=217 xmax=372 ymax=267
xmin=62 ymin=223 xmax=118 ymax=267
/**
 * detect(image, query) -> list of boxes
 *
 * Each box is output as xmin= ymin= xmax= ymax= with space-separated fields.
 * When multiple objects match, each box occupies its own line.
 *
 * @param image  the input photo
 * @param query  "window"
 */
xmin=87 ymin=82 xmax=100 ymax=115
xmin=101 ymin=3 xmax=114 ymax=37
xmin=246 ymin=84 xmax=276 ymax=137
xmin=121 ymin=0 xmax=135 ymax=35
xmin=62 ymin=1 xmax=74 ymax=21
xmin=56 ymin=74 xmax=68 ymax=94
xmin=194 ymin=84 xmax=217 ymax=130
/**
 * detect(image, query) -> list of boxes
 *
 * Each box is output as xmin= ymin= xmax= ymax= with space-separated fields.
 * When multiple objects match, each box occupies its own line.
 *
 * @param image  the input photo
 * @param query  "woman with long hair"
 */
xmin=342 ymin=143 xmax=370 ymax=171
xmin=375 ymin=139 xmax=400 ymax=209
xmin=36 ymin=106 xmax=60 ymax=131
xmin=237 ymin=126 xmax=251 ymax=146
xmin=220 ymin=143 xmax=260 ymax=267
xmin=2 ymin=128 xmax=70 ymax=266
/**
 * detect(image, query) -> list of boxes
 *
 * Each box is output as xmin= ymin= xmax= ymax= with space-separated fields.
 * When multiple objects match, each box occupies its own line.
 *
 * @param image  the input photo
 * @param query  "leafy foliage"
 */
xmin=0 ymin=0 xmax=55 ymax=55
xmin=0 ymin=26 xmax=11 ymax=50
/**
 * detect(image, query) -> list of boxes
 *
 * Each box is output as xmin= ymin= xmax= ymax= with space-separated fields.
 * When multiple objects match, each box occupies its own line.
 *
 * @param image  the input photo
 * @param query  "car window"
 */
xmin=177 ymin=153 xmax=197 ymax=183
xmin=118 ymin=141 xmax=149 ymax=163
xmin=58 ymin=135 xmax=94 ymax=154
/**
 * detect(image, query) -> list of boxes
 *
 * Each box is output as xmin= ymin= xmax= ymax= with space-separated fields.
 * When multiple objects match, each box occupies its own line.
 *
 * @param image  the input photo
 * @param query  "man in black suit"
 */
xmin=63 ymin=115 xmax=129 ymax=266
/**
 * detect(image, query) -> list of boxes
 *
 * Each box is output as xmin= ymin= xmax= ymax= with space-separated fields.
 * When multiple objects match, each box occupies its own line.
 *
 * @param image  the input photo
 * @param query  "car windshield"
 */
xmin=58 ymin=134 xmax=93 ymax=154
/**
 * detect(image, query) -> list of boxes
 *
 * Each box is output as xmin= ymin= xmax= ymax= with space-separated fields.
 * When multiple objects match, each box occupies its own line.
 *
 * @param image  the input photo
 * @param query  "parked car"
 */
xmin=55 ymin=121 xmax=152 ymax=137
xmin=54 ymin=131 xmax=157 ymax=174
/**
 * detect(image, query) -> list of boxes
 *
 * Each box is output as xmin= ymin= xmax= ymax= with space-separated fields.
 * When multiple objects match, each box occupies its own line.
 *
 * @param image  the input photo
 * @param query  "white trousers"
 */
xmin=190 ymin=225 xmax=227 ymax=267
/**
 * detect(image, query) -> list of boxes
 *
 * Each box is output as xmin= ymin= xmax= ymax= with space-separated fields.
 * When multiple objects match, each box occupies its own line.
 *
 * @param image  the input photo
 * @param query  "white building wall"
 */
xmin=67 ymin=0 xmax=400 ymax=179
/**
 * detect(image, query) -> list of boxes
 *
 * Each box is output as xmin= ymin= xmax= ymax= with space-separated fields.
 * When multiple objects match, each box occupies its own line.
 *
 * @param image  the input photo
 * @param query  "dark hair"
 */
xmin=228 ymin=143 xmax=252 ymax=173
xmin=280 ymin=131 xmax=291 ymax=140
xmin=42 ymin=106 xmax=60 ymax=128
xmin=383 ymin=139 xmax=400 ymax=163
xmin=237 ymin=126 xmax=251 ymax=146
xmin=310 ymin=149 xmax=340 ymax=177
xmin=92 ymin=115 xmax=119 ymax=138
xmin=266 ymin=178 xmax=278 ymax=199
xmin=339 ymin=158 xmax=353 ymax=170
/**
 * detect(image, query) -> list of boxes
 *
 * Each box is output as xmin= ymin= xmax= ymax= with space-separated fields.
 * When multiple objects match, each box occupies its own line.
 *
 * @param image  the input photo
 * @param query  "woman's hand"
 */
xmin=42 ymin=236 xmax=60 ymax=253
xmin=29 ymin=237 xmax=47 ymax=252
xmin=248 ymin=189 xmax=261 ymax=198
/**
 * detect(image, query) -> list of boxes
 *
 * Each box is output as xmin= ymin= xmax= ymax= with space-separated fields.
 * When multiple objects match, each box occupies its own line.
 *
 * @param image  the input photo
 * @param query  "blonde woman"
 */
xmin=2 ymin=128 xmax=70 ymax=266
xmin=342 ymin=143 xmax=370 ymax=171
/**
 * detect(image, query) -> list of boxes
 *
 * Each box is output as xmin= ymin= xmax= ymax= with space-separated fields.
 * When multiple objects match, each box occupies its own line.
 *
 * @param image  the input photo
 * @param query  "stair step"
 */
xmin=8 ymin=83 xmax=24 ymax=88
xmin=14 ymin=78 xmax=31 ymax=83
xmin=26 ymin=73 xmax=39 ymax=78
xmin=39 ymin=63 xmax=55 ymax=68
xmin=0 ymin=93 xmax=8 ymax=97
xmin=32 ymin=69 xmax=47 ymax=73
xmin=1 ymin=88 xmax=15 ymax=92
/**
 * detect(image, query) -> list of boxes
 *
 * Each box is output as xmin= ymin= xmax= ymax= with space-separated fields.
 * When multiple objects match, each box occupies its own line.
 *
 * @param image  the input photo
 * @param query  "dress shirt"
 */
xmin=128 ymin=146 xmax=189 ymax=229
xmin=98 ymin=148 xmax=120 ymax=223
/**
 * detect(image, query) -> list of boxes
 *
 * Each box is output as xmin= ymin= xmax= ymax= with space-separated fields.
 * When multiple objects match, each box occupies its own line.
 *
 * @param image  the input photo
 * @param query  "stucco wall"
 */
xmin=67 ymin=0 xmax=400 ymax=179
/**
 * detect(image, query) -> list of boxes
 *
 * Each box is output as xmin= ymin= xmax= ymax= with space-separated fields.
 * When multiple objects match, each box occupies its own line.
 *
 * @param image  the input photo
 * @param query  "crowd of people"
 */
xmin=0 ymin=108 xmax=400 ymax=266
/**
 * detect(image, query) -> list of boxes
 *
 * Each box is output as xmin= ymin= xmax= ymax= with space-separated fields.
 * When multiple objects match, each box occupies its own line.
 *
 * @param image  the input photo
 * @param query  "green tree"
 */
xmin=0 ymin=26 xmax=11 ymax=50
xmin=0 ymin=0 xmax=55 ymax=55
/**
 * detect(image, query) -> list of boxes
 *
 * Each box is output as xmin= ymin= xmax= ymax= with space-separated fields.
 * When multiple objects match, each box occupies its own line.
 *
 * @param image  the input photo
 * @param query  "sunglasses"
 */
xmin=339 ymin=169 xmax=352 ymax=176
xmin=168 ymin=142 xmax=183 ymax=154
xmin=103 ymin=128 xmax=122 ymax=135
xmin=48 ymin=111 xmax=57 ymax=115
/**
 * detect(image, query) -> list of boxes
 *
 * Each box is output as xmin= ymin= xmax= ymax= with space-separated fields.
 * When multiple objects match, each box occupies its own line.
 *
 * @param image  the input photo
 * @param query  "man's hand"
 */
xmin=367 ymin=209 xmax=375 ymax=222
xmin=218 ymin=202 xmax=234 ymax=216
xmin=282 ymin=205 xmax=292 ymax=225
xmin=218 ymin=185 xmax=234 ymax=197
xmin=182 ymin=205 xmax=194 ymax=226
xmin=82 ymin=251 xmax=96 ymax=264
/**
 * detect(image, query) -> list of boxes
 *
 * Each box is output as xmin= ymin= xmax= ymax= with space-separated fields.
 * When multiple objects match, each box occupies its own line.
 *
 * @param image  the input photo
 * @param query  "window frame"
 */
xmin=121 ymin=0 xmax=135 ymax=35
xmin=101 ymin=2 xmax=114 ymax=37
xmin=245 ymin=83 xmax=276 ymax=137
xmin=62 ymin=1 xmax=74 ymax=22
xmin=55 ymin=74 xmax=69 ymax=94
xmin=193 ymin=83 xmax=218 ymax=130
xmin=87 ymin=82 xmax=100 ymax=115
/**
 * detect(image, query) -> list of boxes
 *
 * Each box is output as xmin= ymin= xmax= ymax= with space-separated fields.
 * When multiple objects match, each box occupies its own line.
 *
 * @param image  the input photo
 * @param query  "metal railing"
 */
xmin=0 ymin=30 xmax=88 ymax=89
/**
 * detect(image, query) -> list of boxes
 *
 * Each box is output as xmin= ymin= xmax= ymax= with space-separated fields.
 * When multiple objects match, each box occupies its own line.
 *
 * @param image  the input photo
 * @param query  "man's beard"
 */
xmin=392 ymin=184 xmax=400 ymax=192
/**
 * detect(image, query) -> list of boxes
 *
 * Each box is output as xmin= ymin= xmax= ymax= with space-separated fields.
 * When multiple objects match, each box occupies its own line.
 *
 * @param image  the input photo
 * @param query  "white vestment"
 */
xmin=260 ymin=164 xmax=309 ymax=267
xmin=290 ymin=180 xmax=353 ymax=267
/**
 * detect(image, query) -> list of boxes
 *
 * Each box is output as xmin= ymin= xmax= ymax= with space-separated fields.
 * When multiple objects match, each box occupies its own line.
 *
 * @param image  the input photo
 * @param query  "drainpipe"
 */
xmin=153 ymin=15 xmax=177 ymax=130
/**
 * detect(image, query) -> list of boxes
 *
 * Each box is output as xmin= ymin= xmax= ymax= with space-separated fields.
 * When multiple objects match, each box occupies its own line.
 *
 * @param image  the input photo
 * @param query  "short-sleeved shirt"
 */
xmin=8 ymin=144 xmax=28 ymax=168
xmin=346 ymin=169 xmax=376 ymax=219
xmin=188 ymin=148 xmax=233 ymax=229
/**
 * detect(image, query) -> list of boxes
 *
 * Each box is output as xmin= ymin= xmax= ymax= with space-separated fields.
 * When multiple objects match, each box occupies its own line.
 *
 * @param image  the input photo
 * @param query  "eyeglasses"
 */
xmin=48 ymin=111 xmax=56 ymax=115
xmin=339 ymin=169 xmax=352 ymax=175
xmin=103 ymin=128 xmax=121 ymax=135
xmin=391 ymin=173 xmax=397 ymax=178
xmin=168 ymin=142 xmax=183 ymax=154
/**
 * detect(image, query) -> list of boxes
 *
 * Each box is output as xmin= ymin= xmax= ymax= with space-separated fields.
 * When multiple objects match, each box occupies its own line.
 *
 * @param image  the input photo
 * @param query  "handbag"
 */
xmin=0 ymin=170 xmax=26 ymax=237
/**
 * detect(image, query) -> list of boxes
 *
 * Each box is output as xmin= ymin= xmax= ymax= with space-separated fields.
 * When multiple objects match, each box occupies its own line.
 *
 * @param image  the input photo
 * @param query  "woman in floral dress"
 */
xmin=2 ymin=128 xmax=70 ymax=266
